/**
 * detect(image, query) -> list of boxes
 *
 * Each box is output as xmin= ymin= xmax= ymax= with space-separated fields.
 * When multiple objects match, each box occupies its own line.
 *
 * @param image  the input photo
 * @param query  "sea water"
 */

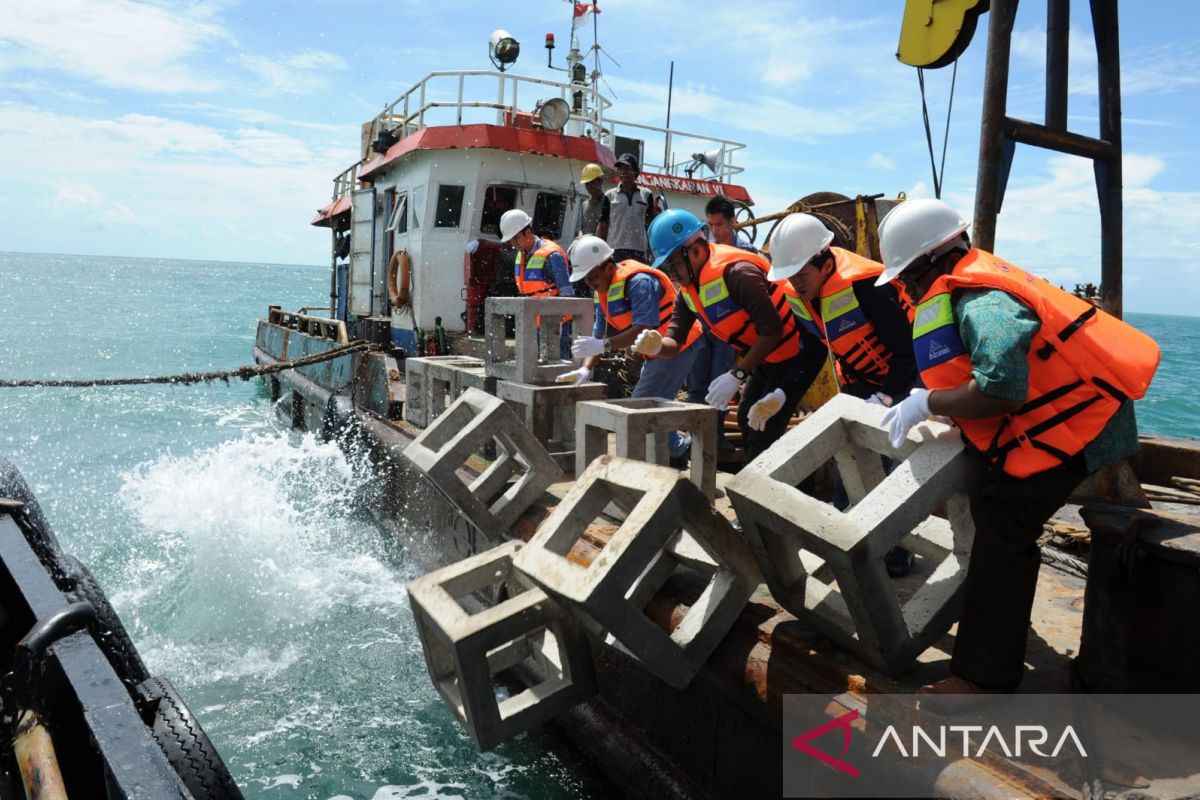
xmin=1 ymin=252 xmax=1196 ymax=798
xmin=0 ymin=252 xmax=611 ymax=799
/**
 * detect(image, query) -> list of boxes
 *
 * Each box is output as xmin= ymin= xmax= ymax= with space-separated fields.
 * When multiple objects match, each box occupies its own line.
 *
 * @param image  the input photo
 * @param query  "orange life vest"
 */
xmin=596 ymin=261 xmax=701 ymax=354
xmin=786 ymin=248 xmax=907 ymax=389
xmin=680 ymin=244 xmax=802 ymax=364
xmin=914 ymin=249 xmax=1160 ymax=478
xmin=514 ymin=238 xmax=567 ymax=297
xmin=515 ymin=238 xmax=571 ymax=323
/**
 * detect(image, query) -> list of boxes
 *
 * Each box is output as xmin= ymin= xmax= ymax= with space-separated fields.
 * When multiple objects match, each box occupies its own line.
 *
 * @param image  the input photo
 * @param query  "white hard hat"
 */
xmin=568 ymin=235 xmax=614 ymax=281
xmin=766 ymin=213 xmax=835 ymax=282
xmin=499 ymin=209 xmax=533 ymax=243
xmin=875 ymin=199 xmax=970 ymax=286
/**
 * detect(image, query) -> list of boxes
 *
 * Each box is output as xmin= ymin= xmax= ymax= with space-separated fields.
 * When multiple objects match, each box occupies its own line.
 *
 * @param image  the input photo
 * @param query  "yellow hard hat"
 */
xmin=580 ymin=163 xmax=604 ymax=184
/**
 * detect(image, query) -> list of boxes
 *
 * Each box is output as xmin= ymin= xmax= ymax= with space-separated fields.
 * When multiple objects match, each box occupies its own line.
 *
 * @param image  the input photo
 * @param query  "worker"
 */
xmin=560 ymin=235 xmax=700 ymax=460
xmin=767 ymin=212 xmax=920 ymax=576
xmin=598 ymin=153 xmax=658 ymax=263
xmin=685 ymin=195 xmax=758 ymax=453
xmin=578 ymin=163 xmax=606 ymax=237
xmin=635 ymin=209 xmax=826 ymax=461
xmin=875 ymin=199 xmax=1159 ymax=701
xmin=706 ymin=194 xmax=758 ymax=253
xmin=500 ymin=208 xmax=575 ymax=359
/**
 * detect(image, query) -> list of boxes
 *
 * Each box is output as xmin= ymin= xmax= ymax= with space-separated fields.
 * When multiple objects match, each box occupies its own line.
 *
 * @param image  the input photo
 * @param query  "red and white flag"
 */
xmin=572 ymin=3 xmax=600 ymax=28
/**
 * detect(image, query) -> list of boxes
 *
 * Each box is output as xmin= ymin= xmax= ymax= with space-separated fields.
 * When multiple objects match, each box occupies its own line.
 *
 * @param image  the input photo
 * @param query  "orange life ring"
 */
xmin=388 ymin=250 xmax=411 ymax=307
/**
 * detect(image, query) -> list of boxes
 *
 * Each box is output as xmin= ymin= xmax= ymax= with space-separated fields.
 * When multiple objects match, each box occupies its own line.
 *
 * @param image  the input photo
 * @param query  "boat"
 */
xmin=253 ymin=3 xmax=1200 ymax=798
xmin=0 ymin=458 xmax=244 ymax=799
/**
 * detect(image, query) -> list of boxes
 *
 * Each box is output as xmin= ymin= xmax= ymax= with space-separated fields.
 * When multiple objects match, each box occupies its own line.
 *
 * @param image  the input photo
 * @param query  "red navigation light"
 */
xmin=545 ymin=33 xmax=555 ymax=49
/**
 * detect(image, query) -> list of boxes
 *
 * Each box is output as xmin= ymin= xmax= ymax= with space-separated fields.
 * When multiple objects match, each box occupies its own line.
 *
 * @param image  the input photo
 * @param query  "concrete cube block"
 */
xmin=514 ymin=456 xmax=759 ymax=688
xmin=404 ymin=355 xmax=480 ymax=427
xmin=725 ymin=393 xmax=981 ymax=676
xmin=408 ymin=540 xmax=596 ymax=751
xmin=483 ymin=296 xmax=595 ymax=384
xmin=498 ymin=380 xmax=607 ymax=472
xmin=404 ymin=388 xmax=564 ymax=538
xmin=425 ymin=358 xmax=493 ymax=421
xmin=575 ymin=397 xmax=718 ymax=500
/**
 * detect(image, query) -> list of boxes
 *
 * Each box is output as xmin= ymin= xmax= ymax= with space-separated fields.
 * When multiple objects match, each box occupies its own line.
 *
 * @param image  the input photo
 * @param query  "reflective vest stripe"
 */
xmin=794 ymin=248 xmax=898 ymax=387
xmin=681 ymin=244 xmax=801 ymax=363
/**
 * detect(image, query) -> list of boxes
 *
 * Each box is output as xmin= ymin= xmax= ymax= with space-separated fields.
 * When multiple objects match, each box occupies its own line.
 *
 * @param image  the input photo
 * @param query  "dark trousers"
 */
xmin=951 ymin=454 xmax=1086 ymax=689
xmin=737 ymin=357 xmax=806 ymax=462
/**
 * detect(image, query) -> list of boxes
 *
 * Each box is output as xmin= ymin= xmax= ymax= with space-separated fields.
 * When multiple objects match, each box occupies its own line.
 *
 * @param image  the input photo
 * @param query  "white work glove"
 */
xmin=867 ymin=391 xmax=894 ymax=407
xmin=705 ymin=370 xmax=744 ymax=410
xmin=571 ymin=336 xmax=605 ymax=360
xmin=555 ymin=366 xmax=591 ymax=387
xmin=632 ymin=329 xmax=663 ymax=356
xmin=880 ymin=388 xmax=932 ymax=448
xmin=465 ymin=239 xmax=480 ymax=255
xmin=747 ymin=388 xmax=786 ymax=431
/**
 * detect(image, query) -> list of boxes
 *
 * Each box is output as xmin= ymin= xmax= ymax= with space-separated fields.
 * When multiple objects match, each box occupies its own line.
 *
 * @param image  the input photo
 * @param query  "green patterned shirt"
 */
xmin=954 ymin=289 xmax=1139 ymax=474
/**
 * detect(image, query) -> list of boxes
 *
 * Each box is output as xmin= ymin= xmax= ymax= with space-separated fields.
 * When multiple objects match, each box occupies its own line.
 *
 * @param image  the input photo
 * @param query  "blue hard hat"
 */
xmin=649 ymin=209 xmax=705 ymax=269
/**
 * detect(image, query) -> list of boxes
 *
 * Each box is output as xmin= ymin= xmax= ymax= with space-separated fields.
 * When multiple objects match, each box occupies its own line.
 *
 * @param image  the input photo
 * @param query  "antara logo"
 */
xmin=871 ymin=724 xmax=1088 ymax=759
xmin=835 ymin=318 xmax=856 ymax=334
xmin=928 ymin=340 xmax=951 ymax=361
xmin=792 ymin=709 xmax=860 ymax=778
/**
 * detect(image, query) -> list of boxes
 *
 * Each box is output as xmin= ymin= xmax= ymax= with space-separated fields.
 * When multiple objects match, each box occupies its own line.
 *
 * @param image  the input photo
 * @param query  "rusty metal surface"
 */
xmin=1078 ymin=504 xmax=1200 ymax=693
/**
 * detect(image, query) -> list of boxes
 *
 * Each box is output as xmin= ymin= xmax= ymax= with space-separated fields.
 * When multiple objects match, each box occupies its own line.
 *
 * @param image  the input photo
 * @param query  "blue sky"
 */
xmin=1 ymin=0 xmax=1197 ymax=315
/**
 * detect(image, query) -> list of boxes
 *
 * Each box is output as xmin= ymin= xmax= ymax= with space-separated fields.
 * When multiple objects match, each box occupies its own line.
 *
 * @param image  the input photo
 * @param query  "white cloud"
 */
xmin=53 ymin=181 xmax=138 ymax=223
xmin=868 ymin=153 xmax=896 ymax=171
xmin=984 ymin=153 xmax=1200 ymax=313
xmin=0 ymin=103 xmax=335 ymax=260
xmin=233 ymin=50 xmax=349 ymax=95
xmin=0 ymin=0 xmax=227 ymax=92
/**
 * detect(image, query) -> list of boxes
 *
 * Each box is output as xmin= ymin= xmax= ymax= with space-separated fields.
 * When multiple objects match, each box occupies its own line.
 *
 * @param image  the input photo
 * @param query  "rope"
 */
xmin=917 ymin=59 xmax=959 ymax=199
xmin=0 ymin=341 xmax=371 ymax=389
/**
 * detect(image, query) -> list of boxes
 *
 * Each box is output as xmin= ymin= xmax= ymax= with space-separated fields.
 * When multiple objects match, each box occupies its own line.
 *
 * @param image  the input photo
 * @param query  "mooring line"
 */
xmin=0 ymin=342 xmax=371 ymax=388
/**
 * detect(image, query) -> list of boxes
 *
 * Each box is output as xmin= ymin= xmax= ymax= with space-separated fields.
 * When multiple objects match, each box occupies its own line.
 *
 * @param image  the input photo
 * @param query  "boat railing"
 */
xmin=324 ymin=69 xmax=747 ymax=201
xmin=376 ymin=70 xmax=612 ymax=140
xmin=332 ymin=163 xmax=359 ymax=202
xmin=601 ymin=117 xmax=746 ymax=183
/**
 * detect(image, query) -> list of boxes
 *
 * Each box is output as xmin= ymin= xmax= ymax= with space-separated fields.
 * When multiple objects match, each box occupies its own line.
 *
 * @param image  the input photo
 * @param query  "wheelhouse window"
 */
xmin=386 ymin=192 xmax=408 ymax=234
xmin=480 ymin=185 xmax=518 ymax=236
xmin=434 ymin=184 xmax=466 ymax=228
xmin=533 ymin=192 xmax=566 ymax=240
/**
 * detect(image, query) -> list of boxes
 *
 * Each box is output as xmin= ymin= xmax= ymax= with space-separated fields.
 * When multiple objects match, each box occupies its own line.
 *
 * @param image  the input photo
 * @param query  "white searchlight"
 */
xmin=489 ymin=30 xmax=520 ymax=72
xmin=534 ymin=98 xmax=571 ymax=132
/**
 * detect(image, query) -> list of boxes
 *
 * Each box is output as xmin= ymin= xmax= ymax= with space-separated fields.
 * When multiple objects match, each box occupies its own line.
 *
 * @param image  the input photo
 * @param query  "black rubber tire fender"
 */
xmin=61 ymin=555 xmax=151 ymax=686
xmin=135 ymin=677 xmax=245 ymax=800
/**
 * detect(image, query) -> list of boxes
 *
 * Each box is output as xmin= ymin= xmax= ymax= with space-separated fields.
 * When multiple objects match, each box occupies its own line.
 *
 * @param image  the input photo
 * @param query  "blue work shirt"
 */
xmin=593 ymin=272 xmax=664 ymax=337
xmin=707 ymin=230 xmax=758 ymax=253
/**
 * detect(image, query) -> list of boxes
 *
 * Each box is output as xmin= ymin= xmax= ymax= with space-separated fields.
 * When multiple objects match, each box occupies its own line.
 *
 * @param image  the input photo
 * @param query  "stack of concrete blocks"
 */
xmin=403 ymin=388 xmax=563 ymax=539
xmin=575 ymin=398 xmax=718 ymax=500
xmin=726 ymin=394 xmax=981 ymax=676
xmin=403 ymin=355 xmax=481 ymax=427
xmin=407 ymin=540 xmax=596 ymax=751
xmin=426 ymin=359 xmax=498 ymax=420
xmin=482 ymin=296 xmax=595 ymax=384
xmin=514 ymin=456 xmax=759 ymax=689
xmin=497 ymin=380 xmax=606 ymax=472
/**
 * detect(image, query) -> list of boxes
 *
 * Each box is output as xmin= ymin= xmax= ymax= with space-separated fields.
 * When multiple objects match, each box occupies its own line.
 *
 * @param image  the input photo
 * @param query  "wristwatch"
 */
xmin=732 ymin=367 xmax=748 ymax=382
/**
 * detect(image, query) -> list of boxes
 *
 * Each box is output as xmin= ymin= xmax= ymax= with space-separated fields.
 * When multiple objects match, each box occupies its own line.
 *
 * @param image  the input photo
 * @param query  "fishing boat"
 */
xmin=253 ymin=3 xmax=1200 ymax=798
